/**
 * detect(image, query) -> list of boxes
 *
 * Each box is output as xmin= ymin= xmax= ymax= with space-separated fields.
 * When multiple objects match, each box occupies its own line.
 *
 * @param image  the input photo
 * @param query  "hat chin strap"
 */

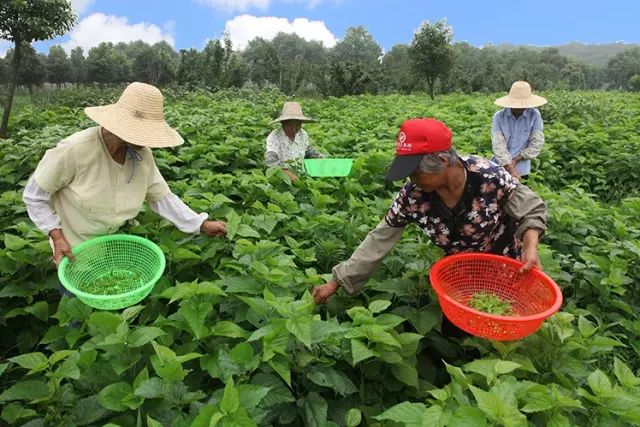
xmin=126 ymin=146 xmax=143 ymax=183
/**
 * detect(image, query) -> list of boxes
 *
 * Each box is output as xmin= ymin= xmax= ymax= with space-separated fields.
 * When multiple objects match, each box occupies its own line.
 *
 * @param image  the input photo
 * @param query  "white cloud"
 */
xmin=69 ymin=0 xmax=95 ymax=16
xmin=224 ymin=15 xmax=336 ymax=50
xmin=196 ymin=0 xmax=338 ymax=12
xmin=0 ymin=40 xmax=11 ymax=58
xmin=196 ymin=0 xmax=269 ymax=13
xmin=60 ymin=13 xmax=175 ymax=52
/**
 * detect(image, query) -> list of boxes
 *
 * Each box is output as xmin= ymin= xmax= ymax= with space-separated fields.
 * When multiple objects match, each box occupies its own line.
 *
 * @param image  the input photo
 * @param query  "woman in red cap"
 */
xmin=312 ymin=118 xmax=547 ymax=318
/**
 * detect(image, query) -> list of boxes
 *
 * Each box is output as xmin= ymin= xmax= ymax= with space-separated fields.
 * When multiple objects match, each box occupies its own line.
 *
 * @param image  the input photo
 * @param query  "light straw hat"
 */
xmin=84 ymin=82 xmax=184 ymax=148
xmin=494 ymin=81 xmax=547 ymax=109
xmin=270 ymin=101 xmax=316 ymax=125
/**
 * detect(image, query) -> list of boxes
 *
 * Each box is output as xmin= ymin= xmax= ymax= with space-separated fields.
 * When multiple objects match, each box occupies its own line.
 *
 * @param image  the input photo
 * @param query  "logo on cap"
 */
xmin=396 ymin=131 xmax=413 ymax=152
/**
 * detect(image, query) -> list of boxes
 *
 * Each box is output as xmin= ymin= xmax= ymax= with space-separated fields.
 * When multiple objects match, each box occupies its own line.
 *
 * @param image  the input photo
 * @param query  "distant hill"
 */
xmin=490 ymin=42 xmax=640 ymax=66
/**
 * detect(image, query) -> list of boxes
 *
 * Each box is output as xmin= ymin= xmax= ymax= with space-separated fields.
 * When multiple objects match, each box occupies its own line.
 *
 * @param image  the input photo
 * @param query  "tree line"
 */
xmin=3 ymin=22 xmax=640 ymax=99
xmin=2 ymin=0 xmax=640 ymax=138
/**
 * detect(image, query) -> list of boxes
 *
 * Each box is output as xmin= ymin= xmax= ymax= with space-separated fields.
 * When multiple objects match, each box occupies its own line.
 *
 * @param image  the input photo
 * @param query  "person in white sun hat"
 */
xmin=491 ymin=81 xmax=547 ymax=182
xmin=23 ymin=82 xmax=227 ymax=269
xmin=265 ymin=101 xmax=323 ymax=182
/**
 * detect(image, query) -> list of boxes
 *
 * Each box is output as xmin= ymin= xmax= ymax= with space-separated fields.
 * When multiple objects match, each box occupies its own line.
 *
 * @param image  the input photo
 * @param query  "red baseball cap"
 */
xmin=385 ymin=118 xmax=453 ymax=181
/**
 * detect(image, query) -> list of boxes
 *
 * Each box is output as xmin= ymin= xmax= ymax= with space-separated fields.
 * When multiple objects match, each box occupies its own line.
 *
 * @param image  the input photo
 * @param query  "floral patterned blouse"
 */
xmin=385 ymin=156 xmax=521 ymax=257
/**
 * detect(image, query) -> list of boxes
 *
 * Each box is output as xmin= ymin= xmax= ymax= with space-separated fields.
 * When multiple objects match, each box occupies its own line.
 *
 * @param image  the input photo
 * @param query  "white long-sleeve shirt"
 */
xmin=23 ymin=176 xmax=207 ymax=237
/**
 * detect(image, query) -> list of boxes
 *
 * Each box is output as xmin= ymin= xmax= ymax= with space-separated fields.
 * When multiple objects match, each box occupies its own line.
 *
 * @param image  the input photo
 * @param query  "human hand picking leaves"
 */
xmin=200 ymin=220 xmax=227 ymax=237
xmin=312 ymin=280 xmax=339 ymax=304
xmin=519 ymin=228 xmax=542 ymax=273
xmin=283 ymin=168 xmax=299 ymax=182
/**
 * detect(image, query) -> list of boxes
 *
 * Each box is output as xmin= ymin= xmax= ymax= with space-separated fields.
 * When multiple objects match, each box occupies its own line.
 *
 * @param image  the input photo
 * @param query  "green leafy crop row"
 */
xmin=0 ymin=88 xmax=639 ymax=426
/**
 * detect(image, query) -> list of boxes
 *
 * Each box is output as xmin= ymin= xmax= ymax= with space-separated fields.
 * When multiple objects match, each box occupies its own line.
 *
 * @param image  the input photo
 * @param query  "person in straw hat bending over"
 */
xmin=265 ymin=101 xmax=323 ymax=182
xmin=491 ymin=81 xmax=547 ymax=182
xmin=23 ymin=82 xmax=227 ymax=269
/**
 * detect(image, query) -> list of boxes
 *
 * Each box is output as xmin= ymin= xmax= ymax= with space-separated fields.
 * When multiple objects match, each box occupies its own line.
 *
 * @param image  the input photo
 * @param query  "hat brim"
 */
xmin=270 ymin=115 xmax=316 ymax=125
xmin=385 ymin=154 xmax=425 ymax=181
xmin=494 ymin=94 xmax=548 ymax=109
xmin=85 ymin=105 xmax=184 ymax=148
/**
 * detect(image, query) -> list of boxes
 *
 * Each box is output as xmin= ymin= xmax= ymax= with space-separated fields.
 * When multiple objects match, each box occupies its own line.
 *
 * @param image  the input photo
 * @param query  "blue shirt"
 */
xmin=491 ymin=108 xmax=544 ymax=176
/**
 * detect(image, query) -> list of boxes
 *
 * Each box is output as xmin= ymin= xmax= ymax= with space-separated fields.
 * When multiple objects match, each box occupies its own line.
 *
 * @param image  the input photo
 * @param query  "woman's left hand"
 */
xmin=200 ymin=220 xmax=227 ymax=237
xmin=520 ymin=228 xmax=542 ymax=273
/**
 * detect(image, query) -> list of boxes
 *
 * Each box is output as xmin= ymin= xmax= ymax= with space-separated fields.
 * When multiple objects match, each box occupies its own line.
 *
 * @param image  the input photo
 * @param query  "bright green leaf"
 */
xmin=0 ymin=381 xmax=50 ymax=402
xmin=351 ymin=339 xmax=375 ymax=365
xmin=98 ymin=382 xmax=132 ymax=411
xmin=391 ymin=362 xmax=419 ymax=389
xmin=128 ymin=326 xmax=165 ymax=347
xmin=286 ymin=315 xmax=313 ymax=348
xmin=373 ymin=402 xmax=428 ymax=425
xmin=368 ymin=300 xmax=391 ymax=314
xmin=301 ymin=392 xmax=328 ymax=427
xmin=307 ymin=368 xmax=358 ymax=396
xmin=449 ymin=406 xmax=487 ymax=427
xmin=5 ymin=234 xmax=29 ymax=250
xmin=613 ymin=357 xmax=640 ymax=387
xmin=9 ymin=352 xmax=48 ymax=374
xmin=221 ymin=378 xmax=240 ymax=414
xmin=345 ymin=408 xmax=362 ymax=427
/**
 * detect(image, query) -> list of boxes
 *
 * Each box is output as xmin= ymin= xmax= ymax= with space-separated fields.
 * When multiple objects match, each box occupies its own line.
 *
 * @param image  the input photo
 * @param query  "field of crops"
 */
xmin=1 ymin=87 xmax=640 ymax=426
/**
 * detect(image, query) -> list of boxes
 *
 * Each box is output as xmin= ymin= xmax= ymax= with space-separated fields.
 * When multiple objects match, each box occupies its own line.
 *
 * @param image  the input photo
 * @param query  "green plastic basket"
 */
xmin=58 ymin=234 xmax=166 ymax=310
xmin=304 ymin=158 xmax=353 ymax=177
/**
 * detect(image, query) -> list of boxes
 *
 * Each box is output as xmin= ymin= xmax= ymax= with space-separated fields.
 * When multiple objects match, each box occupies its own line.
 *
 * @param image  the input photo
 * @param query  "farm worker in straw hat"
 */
xmin=23 ymin=82 xmax=227 ymax=268
xmin=491 ymin=81 xmax=547 ymax=182
xmin=265 ymin=101 xmax=323 ymax=182
xmin=311 ymin=118 xmax=547 ymax=334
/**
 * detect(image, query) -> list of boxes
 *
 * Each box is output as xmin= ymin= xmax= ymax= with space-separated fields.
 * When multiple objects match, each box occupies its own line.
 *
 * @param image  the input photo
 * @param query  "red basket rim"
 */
xmin=429 ymin=253 xmax=563 ymax=323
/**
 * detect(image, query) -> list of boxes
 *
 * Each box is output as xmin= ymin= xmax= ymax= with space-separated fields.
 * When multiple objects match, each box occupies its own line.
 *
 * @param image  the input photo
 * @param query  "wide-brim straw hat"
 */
xmin=270 ymin=101 xmax=316 ymax=125
xmin=84 ymin=82 xmax=184 ymax=148
xmin=494 ymin=81 xmax=548 ymax=109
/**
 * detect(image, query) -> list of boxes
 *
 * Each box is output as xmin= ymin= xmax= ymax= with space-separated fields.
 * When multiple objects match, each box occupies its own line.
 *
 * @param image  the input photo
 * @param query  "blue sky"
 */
xmin=3 ymin=0 xmax=639 ymax=57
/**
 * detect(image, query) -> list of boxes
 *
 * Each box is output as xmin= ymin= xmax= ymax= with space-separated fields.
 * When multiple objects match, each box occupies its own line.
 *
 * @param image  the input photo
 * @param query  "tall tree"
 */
xmin=223 ymin=52 xmax=248 ymax=88
xmin=629 ymin=75 xmax=640 ymax=92
xmin=0 ymin=56 xmax=6 ymax=89
xmin=0 ymin=0 xmax=75 ymax=137
xmin=243 ymin=34 xmax=326 ymax=94
xmin=409 ymin=19 xmax=454 ymax=99
xmin=200 ymin=39 xmax=226 ymax=89
xmin=607 ymin=47 xmax=640 ymax=89
xmin=47 ymin=45 xmax=72 ymax=87
xmin=5 ymin=45 xmax=48 ymax=94
xmin=244 ymin=37 xmax=278 ymax=87
xmin=329 ymin=26 xmax=382 ymax=95
xmin=272 ymin=32 xmax=326 ymax=94
xmin=69 ymin=46 xmax=86 ymax=85
xmin=381 ymin=44 xmax=417 ymax=93
xmin=86 ymin=42 xmax=131 ymax=84
xmin=176 ymin=48 xmax=201 ymax=86
xmin=133 ymin=41 xmax=178 ymax=86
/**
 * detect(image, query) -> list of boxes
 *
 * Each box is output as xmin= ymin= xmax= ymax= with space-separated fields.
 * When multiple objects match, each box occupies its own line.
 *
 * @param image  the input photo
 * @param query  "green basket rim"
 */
xmin=303 ymin=158 xmax=353 ymax=176
xmin=57 ymin=234 xmax=166 ymax=301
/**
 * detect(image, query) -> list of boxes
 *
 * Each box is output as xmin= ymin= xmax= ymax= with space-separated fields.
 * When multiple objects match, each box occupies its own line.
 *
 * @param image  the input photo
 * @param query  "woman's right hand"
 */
xmin=50 ymin=229 xmax=74 ymax=265
xmin=283 ymin=168 xmax=299 ymax=182
xmin=312 ymin=280 xmax=339 ymax=304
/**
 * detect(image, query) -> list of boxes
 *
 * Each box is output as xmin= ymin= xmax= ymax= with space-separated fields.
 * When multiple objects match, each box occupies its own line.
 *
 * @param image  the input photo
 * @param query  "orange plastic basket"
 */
xmin=429 ymin=253 xmax=563 ymax=341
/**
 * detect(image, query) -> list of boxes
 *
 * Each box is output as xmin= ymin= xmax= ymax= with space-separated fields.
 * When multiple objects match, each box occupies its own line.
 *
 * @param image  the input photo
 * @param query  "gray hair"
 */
xmin=416 ymin=148 xmax=459 ymax=173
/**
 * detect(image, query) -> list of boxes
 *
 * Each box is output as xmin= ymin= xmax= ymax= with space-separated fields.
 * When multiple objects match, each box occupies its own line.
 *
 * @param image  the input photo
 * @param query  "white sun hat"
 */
xmin=84 ymin=82 xmax=184 ymax=148
xmin=494 ymin=81 xmax=548 ymax=109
